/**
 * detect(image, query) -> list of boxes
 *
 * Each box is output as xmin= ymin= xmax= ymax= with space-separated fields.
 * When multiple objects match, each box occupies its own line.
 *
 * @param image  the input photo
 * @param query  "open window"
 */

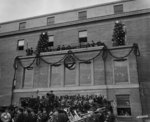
xmin=17 ymin=39 xmax=25 ymax=50
xmin=79 ymin=30 xmax=87 ymax=47
xmin=48 ymin=35 xmax=54 ymax=47
xmin=116 ymin=95 xmax=131 ymax=116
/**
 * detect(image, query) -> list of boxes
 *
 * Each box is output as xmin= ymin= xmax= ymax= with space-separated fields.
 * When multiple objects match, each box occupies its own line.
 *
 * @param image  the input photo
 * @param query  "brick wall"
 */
xmin=0 ymin=11 xmax=149 ymax=119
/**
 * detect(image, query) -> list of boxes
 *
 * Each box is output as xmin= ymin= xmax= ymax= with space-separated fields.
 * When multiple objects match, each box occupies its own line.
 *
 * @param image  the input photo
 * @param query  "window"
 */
xmin=47 ymin=17 xmax=55 ymax=25
xmin=116 ymin=95 xmax=131 ymax=116
xmin=17 ymin=39 xmax=25 ymax=50
xmin=48 ymin=35 xmax=54 ymax=46
xmin=114 ymin=4 xmax=123 ymax=14
xmin=78 ymin=11 xmax=87 ymax=20
xmin=113 ymin=59 xmax=129 ymax=83
xmin=19 ymin=22 xmax=26 ymax=30
xmin=79 ymin=30 xmax=87 ymax=43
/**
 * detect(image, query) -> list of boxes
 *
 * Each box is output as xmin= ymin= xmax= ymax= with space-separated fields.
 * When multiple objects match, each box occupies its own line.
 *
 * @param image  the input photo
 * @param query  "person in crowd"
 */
xmin=104 ymin=111 xmax=115 ymax=122
xmin=37 ymin=109 xmax=43 ymax=122
xmin=30 ymin=110 xmax=37 ymax=122
xmin=61 ymin=45 xmax=66 ymax=50
xmin=41 ymin=108 xmax=48 ymax=122
xmin=14 ymin=108 xmax=24 ymax=122
xmin=1 ymin=108 xmax=11 ymax=122
xmin=4 ymin=92 xmax=114 ymax=122
xmin=91 ymin=40 xmax=96 ymax=47
xmin=22 ymin=109 xmax=30 ymax=122
xmin=56 ymin=45 xmax=61 ymax=51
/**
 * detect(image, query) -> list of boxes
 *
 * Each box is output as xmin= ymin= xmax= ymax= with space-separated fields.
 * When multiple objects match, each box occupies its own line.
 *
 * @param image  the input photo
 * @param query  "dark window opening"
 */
xmin=79 ymin=31 xmax=87 ymax=48
xmin=48 ymin=35 xmax=54 ymax=47
xmin=48 ymin=42 xmax=54 ymax=47
xmin=79 ymin=37 xmax=87 ymax=43
xmin=18 ymin=46 xmax=24 ymax=50
xmin=116 ymin=95 xmax=131 ymax=116
xmin=17 ymin=40 xmax=24 ymax=51
xmin=117 ymin=108 xmax=131 ymax=116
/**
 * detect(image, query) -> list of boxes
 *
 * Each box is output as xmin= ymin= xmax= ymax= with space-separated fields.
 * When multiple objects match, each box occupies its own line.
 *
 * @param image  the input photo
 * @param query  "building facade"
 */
xmin=0 ymin=0 xmax=150 ymax=121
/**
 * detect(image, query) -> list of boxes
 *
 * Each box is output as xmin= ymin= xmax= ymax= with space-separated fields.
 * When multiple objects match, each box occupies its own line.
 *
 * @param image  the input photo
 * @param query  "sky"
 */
xmin=0 ymin=0 xmax=116 ymax=23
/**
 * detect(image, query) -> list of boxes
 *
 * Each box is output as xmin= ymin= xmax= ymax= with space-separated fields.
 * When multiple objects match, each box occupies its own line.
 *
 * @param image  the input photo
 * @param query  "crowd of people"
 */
xmin=26 ymin=40 xmax=105 ymax=56
xmin=0 ymin=91 xmax=115 ymax=122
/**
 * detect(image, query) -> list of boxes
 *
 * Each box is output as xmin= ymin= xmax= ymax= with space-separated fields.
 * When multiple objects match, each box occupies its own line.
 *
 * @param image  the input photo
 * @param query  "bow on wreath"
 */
xmin=64 ymin=50 xmax=76 ymax=70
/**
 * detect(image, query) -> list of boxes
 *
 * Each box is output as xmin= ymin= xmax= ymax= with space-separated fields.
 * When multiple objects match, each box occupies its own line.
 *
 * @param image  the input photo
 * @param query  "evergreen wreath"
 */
xmin=64 ymin=51 xmax=76 ymax=70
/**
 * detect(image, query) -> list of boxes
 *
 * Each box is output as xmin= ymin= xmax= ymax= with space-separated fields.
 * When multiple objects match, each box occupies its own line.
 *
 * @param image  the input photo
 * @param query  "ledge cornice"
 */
xmin=18 ymin=45 xmax=133 ymax=60
xmin=13 ymin=84 xmax=139 ymax=93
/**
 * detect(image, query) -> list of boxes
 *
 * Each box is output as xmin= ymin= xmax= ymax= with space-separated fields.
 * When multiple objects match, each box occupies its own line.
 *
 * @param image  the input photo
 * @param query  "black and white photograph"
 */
xmin=0 ymin=0 xmax=150 ymax=122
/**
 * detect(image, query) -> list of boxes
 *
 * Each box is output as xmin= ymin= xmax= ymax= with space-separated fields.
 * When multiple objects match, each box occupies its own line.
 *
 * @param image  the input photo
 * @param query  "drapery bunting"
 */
xmin=13 ymin=43 xmax=140 ymax=71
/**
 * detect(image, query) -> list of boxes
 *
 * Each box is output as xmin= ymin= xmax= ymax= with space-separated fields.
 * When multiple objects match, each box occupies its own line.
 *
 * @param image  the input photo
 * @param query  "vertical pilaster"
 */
xmin=62 ymin=64 xmax=65 ymax=87
xmin=21 ymin=68 xmax=25 ymax=88
xmin=48 ymin=64 xmax=51 ymax=88
xmin=76 ymin=62 xmax=80 ymax=86
xmin=91 ymin=60 xmax=94 ymax=86
xmin=103 ymin=58 xmax=108 ymax=99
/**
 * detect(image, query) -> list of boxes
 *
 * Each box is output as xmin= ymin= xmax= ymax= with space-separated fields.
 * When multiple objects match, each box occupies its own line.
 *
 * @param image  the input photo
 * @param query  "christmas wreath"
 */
xmin=64 ymin=53 xmax=76 ymax=70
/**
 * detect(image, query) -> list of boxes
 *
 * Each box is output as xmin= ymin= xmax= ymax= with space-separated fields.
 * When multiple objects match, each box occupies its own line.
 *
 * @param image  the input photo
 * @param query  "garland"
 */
xmin=39 ymin=55 xmax=67 ymax=66
xmin=13 ymin=43 xmax=140 ymax=71
xmin=11 ymin=43 xmax=140 ymax=92
xmin=14 ymin=56 xmax=36 ymax=70
xmin=106 ymin=43 xmax=140 ymax=60
xmin=71 ymin=49 xmax=103 ymax=62
xmin=108 ymin=47 xmax=134 ymax=59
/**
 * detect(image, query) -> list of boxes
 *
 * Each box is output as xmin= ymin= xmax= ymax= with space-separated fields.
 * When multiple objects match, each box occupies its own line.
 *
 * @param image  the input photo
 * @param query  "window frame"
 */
xmin=116 ymin=94 xmax=131 ymax=116
xmin=48 ymin=35 xmax=54 ymax=47
xmin=78 ymin=11 xmax=87 ymax=20
xmin=19 ymin=22 xmax=26 ymax=30
xmin=17 ymin=39 xmax=25 ymax=51
xmin=47 ymin=16 xmax=55 ymax=25
xmin=78 ymin=30 xmax=88 ymax=44
xmin=114 ymin=4 xmax=124 ymax=14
